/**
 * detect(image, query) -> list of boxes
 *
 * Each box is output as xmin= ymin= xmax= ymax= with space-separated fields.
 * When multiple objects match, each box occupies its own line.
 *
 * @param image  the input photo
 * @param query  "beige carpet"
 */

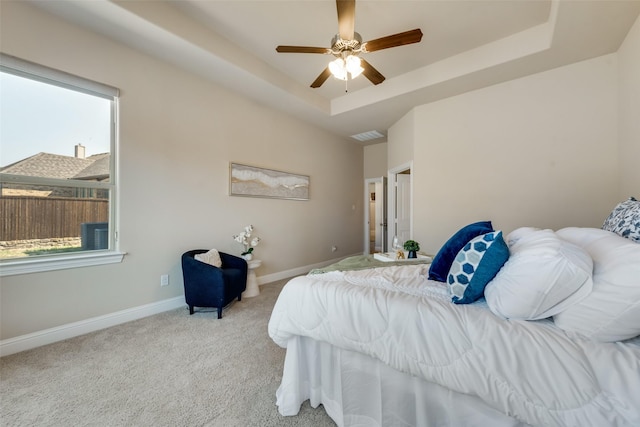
xmin=0 ymin=279 xmax=336 ymax=427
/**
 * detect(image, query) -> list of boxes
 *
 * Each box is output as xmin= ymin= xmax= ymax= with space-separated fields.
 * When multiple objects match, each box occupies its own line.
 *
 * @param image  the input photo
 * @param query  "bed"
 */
xmin=268 ymin=199 xmax=640 ymax=427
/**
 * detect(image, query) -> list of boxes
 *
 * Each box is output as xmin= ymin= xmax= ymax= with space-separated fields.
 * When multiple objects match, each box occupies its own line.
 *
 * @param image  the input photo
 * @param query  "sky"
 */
xmin=0 ymin=71 xmax=111 ymax=168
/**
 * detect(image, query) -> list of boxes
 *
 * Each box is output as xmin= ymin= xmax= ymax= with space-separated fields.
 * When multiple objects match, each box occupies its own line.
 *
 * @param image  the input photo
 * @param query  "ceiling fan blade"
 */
xmin=361 ymin=59 xmax=385 ymax=85
xmin=310 ymin=67 xmax=332 ymax=88
xmin=276 ymin=46 xmax=331 ymax=54
xmin=336 ymin=0 xmax=356 ymax=41
xmin=363 ymin=28 xmax=423 ymax=53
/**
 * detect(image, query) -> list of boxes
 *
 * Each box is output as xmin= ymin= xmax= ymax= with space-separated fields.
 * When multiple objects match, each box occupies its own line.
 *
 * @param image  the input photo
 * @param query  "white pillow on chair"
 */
xmin=194 ymin=249 xmax=222 ymax=268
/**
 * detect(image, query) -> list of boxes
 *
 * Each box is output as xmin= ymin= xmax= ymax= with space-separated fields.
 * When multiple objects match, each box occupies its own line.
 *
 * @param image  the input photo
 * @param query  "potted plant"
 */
xmin=233 ymin=225 xmax=261 ymax=261
xmin=403 ymin=240 xmax=420 ymax=259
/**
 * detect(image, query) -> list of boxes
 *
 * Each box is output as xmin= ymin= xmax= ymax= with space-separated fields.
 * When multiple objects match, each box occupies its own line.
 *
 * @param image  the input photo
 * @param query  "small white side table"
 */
xmin=243 ymin=259 xmax=262 ymax=298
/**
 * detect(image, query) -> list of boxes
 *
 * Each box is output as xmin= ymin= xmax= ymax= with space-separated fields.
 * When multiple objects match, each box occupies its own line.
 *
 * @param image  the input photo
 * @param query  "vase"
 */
xmin=243 ymin=253 xmax=253 ymax=261
xmin=408 ymin=250 xmax=417 ymax=259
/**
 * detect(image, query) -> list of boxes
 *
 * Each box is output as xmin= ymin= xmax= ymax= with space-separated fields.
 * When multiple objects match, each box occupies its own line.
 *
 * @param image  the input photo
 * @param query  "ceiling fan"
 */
xmin=276 ymin=0 xmax=423 ymax=89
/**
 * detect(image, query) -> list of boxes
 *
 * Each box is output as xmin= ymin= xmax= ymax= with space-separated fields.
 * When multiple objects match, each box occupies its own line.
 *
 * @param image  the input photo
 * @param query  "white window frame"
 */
xmin=0 ymin=54 xmax=124 ymax=276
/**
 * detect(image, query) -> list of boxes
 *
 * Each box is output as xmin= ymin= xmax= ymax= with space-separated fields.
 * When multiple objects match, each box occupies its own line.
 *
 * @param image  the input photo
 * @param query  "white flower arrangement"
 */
xmin=233 ymin=225 xmax=261 ymax=256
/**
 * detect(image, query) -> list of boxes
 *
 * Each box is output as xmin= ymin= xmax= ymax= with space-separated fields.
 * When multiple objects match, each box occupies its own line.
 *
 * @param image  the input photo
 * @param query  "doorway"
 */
xmin=364 ymin=177 xmax=387 ymax=254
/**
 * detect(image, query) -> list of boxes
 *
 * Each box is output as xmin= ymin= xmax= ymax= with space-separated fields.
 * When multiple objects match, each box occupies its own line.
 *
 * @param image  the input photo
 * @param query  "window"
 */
xmin=0 ymin=54 xmax=123 ymax=276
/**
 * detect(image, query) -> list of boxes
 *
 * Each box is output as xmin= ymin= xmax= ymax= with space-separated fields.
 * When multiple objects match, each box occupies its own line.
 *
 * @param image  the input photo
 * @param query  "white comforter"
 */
xmin=268 ymin=264 xmax=640 ymax=427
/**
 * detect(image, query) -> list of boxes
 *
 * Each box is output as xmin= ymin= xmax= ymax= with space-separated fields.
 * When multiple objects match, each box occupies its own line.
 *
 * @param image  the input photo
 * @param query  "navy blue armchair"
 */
xmin=181 ymin=250 xmax=247 ymax=319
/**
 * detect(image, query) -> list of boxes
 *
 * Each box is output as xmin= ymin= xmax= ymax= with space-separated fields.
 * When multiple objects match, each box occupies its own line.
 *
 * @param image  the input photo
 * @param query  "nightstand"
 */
xmin=243 ymin=259 xmax=262 ymax=298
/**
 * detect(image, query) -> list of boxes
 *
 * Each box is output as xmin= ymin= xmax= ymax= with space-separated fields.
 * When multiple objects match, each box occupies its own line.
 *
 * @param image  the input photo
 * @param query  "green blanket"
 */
xmin=309 ymin=254 xmax=432 ymax=274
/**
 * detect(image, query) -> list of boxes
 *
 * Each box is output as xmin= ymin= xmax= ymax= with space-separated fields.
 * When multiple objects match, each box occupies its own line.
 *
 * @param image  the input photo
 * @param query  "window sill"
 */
xmin=0 ymin=251 xmax=126 ymax=277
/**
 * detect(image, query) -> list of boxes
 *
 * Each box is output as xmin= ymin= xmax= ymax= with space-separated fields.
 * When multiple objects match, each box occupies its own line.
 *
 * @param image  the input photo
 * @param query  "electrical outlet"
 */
xmin=160 ymin=274 xmax=169 ymax=287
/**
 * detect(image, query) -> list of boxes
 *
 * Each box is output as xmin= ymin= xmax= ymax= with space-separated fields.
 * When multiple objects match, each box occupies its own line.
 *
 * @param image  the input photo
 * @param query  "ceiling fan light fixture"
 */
xmin=345 ymin=55 xmax=363 ymax=78
xmin=275 ymin=1 xmax=423 ymax=88
xmin=329 ymin=57 xmax=348 ymax=80
xmin=329 ymin=54 xmax=363 ymax=81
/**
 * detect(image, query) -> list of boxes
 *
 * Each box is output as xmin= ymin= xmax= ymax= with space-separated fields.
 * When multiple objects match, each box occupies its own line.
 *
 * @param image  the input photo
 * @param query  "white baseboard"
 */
xmin=1 ymin=254 xmax=361 ymax=357
xmin=0 ymin=296 xmax=185 ymax=357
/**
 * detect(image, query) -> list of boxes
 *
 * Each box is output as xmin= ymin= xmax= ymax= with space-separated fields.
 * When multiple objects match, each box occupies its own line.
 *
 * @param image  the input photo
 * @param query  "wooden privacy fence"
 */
xmin=0 ymin=196 xmax=109 ymax=241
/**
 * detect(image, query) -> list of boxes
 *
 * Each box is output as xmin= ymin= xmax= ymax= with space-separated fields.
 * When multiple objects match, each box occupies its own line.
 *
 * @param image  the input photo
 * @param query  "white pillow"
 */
xmin=194 ymin=249 xmax=222 ymax=268
xmin=554 ymin=227 xmax=640 ymax=342
xmin=484 ymin=228 xmax=593 ymax=320
xmin=504 ymin=226 xmax=541 ymax=247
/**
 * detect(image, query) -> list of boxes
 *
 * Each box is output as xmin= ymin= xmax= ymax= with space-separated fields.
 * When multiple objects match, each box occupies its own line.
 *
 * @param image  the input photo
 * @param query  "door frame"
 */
xmin=387 ymin=161 xmax=413 ymax=250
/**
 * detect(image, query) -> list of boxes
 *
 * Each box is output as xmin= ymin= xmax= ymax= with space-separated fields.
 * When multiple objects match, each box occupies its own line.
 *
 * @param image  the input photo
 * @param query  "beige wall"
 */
xmin=392 ymin=54 xmax=623 ymax=254
xmin=387 ymin=110 xmax=415 ymax=171
xmin=388 ymin=17 xmax=640 ymax=255
xmin=363 ymin=143 xmax=387 ymax=179
xmin=0 ymin=2 xmax=363 ymax=340
xmin=618 ymin=15 xmax=640 ymax=199
xmin=384 ymin=17 xmax=639 ymax=255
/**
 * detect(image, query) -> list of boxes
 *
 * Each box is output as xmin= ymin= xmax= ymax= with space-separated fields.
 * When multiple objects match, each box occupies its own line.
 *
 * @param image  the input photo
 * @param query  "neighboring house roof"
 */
xmin=73 ymin=153 xmax=110 ymax=181
xmin=1 ymin=152 xmax=110 ymax=180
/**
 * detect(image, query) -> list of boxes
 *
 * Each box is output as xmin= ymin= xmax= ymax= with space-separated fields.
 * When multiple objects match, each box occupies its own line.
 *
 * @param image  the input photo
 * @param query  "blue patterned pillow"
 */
xmin=429 ymin=221 xmax=494 ymax=282
xmin=602 ymin=197 xmax=640 ymax=242
xmin=448 ymin=231 xmax=510 ymax=304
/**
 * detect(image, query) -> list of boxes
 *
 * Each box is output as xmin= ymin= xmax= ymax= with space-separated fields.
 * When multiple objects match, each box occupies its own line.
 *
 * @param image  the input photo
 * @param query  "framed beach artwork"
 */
xmin=229 ymin=163 xmax=310 ymax=201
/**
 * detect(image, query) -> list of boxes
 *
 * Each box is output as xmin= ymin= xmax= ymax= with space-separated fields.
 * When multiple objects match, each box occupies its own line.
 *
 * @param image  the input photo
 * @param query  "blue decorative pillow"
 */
xmin=602 ymin=197 xmax=640 ymax=242
xmin=428 ymin=221 xmax=494 ymax=282
xmin=448 ymin=231 xmax=509 ymax=304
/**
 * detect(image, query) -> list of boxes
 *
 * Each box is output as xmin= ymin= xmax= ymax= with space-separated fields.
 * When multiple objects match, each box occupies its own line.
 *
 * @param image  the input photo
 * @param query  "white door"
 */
xmin=396 ymin=173 xmax=411 ymax=245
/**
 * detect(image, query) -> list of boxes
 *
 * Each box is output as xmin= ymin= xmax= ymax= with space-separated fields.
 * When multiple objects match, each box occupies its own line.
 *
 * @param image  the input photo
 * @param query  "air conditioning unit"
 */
xmin=81 ymin=222 xmax=109 ymax=250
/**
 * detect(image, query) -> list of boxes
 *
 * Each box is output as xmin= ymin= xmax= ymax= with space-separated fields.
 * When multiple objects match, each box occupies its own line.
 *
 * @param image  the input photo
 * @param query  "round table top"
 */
xmin=247 ymin=259 xmax=262 ymax=269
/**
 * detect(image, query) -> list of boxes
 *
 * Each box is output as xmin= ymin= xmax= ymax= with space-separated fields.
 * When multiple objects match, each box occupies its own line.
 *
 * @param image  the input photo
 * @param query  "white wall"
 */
xmin=617 ymin=15 xmax=640 ymax=199
xmin=393 ymin=54 xmax=621 ymax=254
xmin=0 ymin=2 xmax=363 ymax=341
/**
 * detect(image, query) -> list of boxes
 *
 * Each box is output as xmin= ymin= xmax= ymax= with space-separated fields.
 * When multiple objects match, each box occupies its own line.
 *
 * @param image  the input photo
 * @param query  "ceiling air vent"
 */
xmin=350 ymin=130 xmax=384 ymax=142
